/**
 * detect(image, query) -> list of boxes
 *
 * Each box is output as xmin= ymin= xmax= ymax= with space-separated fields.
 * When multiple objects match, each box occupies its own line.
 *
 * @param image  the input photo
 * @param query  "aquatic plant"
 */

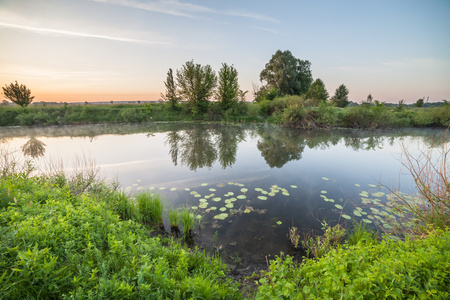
xmin=181 ymin=207 xmax=195 ymax=239
xmin=302 ymin=221 xmax=345 ymax=258
xmin=289 ymin=226 xmax=301 ymax=249
xmin=168 ymin=208 xmax=181 ymax=229
xmin=136 ymin=191 xmax=164 ymax=229
xmin=347 ymin=221 xmax=378 ymax=246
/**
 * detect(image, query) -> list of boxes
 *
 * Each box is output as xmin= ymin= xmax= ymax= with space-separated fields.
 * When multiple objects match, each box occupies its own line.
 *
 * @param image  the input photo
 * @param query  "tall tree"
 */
xmin=259 ymin=50 xmax=312 ymax=96
xmin=160 ymin=68 xmax=178 ymax=110
xmin=307 ymin=78 xmax=329 ymax=103
xmin=331 ymin=84 xmax=349 ymax=107
xmin=2 ymin=81 xmax=34 ymax=107
xmin=217 ymin=63 xmax=239 ymax=111
xmin=176 ymin=60 xmax=217 ymax=115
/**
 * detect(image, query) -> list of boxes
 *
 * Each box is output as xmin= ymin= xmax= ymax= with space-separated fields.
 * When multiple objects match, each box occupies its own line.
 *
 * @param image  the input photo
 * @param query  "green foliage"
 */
xmin=161 ymin=68 xmax=179 ymax=110
xmin=306 ymin=78 xmax=329 ymax=104
xmin=259 ymin=50 xmax=312 ymax=96
xmin=347 ymin=221 xmax=378 ymax=246
xmin=331 ymin=84 xmax=349 ymax=107
xmin=254 ymin=87 xmax=280 ymax=103
xmin=2 ymin=81 xmax=35 ymax=107
xmin=257 ymin=230 xmax=450 ymax=299
xmin=0 ymin=172 xmax=240 ymax=299
xmin=416 ymin=98 xmax=424 ymax=107
xmin=302 ymin=222 xmax=346 ymax=258
xmin=136 ymin=191 xmax=164 ymax=228
xmin=181 ymin=207 xmax=195 ymax=239
xmin=217 ymin=63 xmax=240 ymax=111
xmin=168 ymin=208 xmax=181 ymax=228
xmin=176 ymin=60 xmax=217 ymax=115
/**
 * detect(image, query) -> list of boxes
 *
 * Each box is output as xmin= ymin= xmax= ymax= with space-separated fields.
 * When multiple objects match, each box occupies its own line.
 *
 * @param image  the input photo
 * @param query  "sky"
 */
xmin=0 ymin=0 xmax=449 ymax=104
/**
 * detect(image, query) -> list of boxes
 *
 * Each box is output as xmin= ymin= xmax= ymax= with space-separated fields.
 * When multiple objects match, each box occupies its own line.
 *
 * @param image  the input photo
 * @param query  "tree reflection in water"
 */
xmin=164 ymin=125 xmax=245 ymax=171
xmin=21 ymin=137 xmax=46 ymax=158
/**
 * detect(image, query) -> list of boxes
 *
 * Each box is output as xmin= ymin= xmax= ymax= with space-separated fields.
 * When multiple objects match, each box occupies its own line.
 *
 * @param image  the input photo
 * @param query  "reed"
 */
xmin=168 ymin=208 xmax=181 ymax=229
xmin=136 ymin=191 xmax=164 ymax=229
xmin=181 ymin=207 xmax=195 ymax=239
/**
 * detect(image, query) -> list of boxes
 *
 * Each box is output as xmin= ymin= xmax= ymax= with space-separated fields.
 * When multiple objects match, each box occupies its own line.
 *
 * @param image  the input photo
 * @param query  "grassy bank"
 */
xmin=1 ymin=99 xmax=449 ymax=128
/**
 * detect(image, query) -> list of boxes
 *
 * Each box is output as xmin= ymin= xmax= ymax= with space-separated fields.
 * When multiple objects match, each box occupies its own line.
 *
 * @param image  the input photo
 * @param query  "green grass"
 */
xmin=168 ymin=208 xmax=181 ymax=229
xmin=181 ymin=207 xmax=195 ymax=240
xmin=136 ymin=191 xmax=164 ymax=228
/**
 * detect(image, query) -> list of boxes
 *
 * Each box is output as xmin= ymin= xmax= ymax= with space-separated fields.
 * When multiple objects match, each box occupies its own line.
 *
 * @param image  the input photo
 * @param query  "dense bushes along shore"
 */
xmin=0 ymin=98 xmax=449 ymax=128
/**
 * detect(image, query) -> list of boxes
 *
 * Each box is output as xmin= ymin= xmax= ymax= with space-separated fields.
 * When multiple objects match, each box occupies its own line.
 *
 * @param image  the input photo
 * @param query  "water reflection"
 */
xmin=21 ymin=137 xmax=46 ymax=158
xmin=164 ymin=125 xmax=246 ymax=170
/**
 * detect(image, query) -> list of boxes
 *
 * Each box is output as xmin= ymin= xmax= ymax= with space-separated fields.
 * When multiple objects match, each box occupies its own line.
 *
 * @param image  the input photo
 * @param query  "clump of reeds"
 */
xmin=289 ymin=226 xmax=300 ymax=249
xmin=136 ymin=191 xmax=164 ymax=229
xmin=168 ymin=208 xmax=181 ymax=230
xmin=181 ymin=207 xmax=195 ymax=240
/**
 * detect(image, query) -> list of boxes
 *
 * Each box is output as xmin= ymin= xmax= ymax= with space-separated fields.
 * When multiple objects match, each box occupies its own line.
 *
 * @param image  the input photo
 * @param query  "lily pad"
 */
xmin=321 ymin=190 xmax=327 ymax=194
xmin=277 ymin=221 xmax=282 ymax=225
xmin=191 ymin=206 xmax=198 ymax=210
xmin=194 ymin=194 xmax=201 ymax=198
xmin=219 ymin=207 xmax=227 ymax=212
xmin=322 ymin=177 xmax=330 ymax=181
xmin=241 ymin=188 xmax=248 ymax=193
xmin=342 ymin=214 xmax=351 ymax=220
xmin=255 ymin=188 xmax=263 ymax=192
xmin=214 ymin=213 xmax=228 ymax=220
xmin=353 ymin=210 xmax=362 ymax=217
xmin=258 ymin=196 xmax=268 ymax=200
xmin=170 ymin=187 xmax=177 ymax=191
xmin=201 ymin=183 xmax=208 ymax=186
xmin=282 ymin=192 xmax=290 ymax=196
xmin=334 ymin=204 xmax=343 ymax=209
xmin=184 ymin=188 xmax=190 ymax=191
xmin=159 ymin=187 xmax=166 ymax=190
xmin=368 ymin=184 xmax=377 ymax=188
xmin=225 ymin=203 xmax=234 ymax=208
xmin=213 ymin=197 xmax=221 ymax=202
xmin=290 ymin=185 xmax=298 ymax=189
xmin=190 ymin=191 xmax=198 ymax=195
xmin=199 ymin=198 xmax=207 ymax=203
xmin=362 ymin=219 xmax=372 ymax=223
xmin=354 ymin=184 xmax=360 ymax=187
xmin=209 ymin=188 xmax=216 ymax=192
xmin=244 ymin=208 xmax=251 ymax=213
xmin=210 ymin=207 xmax=217 ymax=210
xmin=268 ymin=192 xmax=276 ymax=197
xmin=199 ymin=202 xmax=208 ymax=209
xmin=237 ymin=195 xmax=246 ymax=200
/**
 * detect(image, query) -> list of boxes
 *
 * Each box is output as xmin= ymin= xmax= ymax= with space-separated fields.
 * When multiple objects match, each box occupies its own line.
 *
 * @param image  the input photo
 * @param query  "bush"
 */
xmin=257 ymin=229 xmax=450 ymax=299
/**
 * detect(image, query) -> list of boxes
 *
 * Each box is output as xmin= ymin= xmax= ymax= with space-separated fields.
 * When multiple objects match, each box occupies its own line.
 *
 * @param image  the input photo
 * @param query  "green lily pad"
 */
xmin=199 ymin=198 xmax=207 ymax=203
xmin=209 ymin=188 xmax=216 ymax=192
xmin=321 ymin=190 xmax=327 ymax=194
xmin=290 ymin=185 xmax=298 ymax=189
xmin=194 ymin=194 xmax=201 ymax=198
xmin=354 ymin=184 xmax=360 ymax=187
xmin=199 ymin=202 xmax=208 ymax=209
xmin=237 ymin=195 xmax=246 ymax=199
xmin=201 ymin=183 xmax=208 ymax=186
xmin=241 ymin=188 xmax=248 ymax=193
xmin=170 ymin=187 xmax=177 ymax=191
xmin=353 ymin=210 xmax=362 ymax=217
xmin=255 ymin=188 xmax=263 ymax=192
xmin=258 ymin=196 xmax=267 ymax=200
xmin=322 ymin=177 xmax=330 ymax=181
xmin=369 ymin=184 xmax=377 ymax=188
xmin=244 ymin=208 xmax=251 ymax=213
xmin=214 ymin=213 xmax=228 ymax=220
xmin=334 ymin=204 xmax=343 ymax=209
xmin=219 ymin=207 xmax=227 ymax=212
xmin=277 ymin=221 xmax=282 ymax=225
xmin=190 ymin=191 xmax=198 ymax=195
xmin=268 ymin=192 xmax=276 ymax=197
xmin=159 ymin=187 xmax=166 ymax=190
xmin=191 ymin=206 xmax=198 ymax=210
xmin=282 ymin=192 xmax=290 ymax=196
xmin=342 ymin=214 xmax=351 ymax=220
xmin=225 ymin=203 xmax=234 ymax=208
xmin=362 ymin=219 xmax=372 ymax=223
xmin=184 ymin=188 xmax=190 ymax=191
xmin=213 ymin=197 xmax=221 ymax=202
xmin=210 ymin=207 xmax=217 ymax=210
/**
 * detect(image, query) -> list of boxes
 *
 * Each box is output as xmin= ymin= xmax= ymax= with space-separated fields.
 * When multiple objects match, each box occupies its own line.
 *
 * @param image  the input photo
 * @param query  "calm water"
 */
xmin=1 ymin=123 xmax=447 ymax=264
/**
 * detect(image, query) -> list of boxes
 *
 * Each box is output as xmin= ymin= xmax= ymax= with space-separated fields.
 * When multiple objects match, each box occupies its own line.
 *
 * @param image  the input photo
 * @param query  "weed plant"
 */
xmin=136 ymin=191 xmax=164 ymax=229
xmin=168 ymin=208 xmax=181 ymax=229
xmin=181 ymin=207 xmax=195 ymax=239
xmin=302 ymin=221 xmax=346 ymax=258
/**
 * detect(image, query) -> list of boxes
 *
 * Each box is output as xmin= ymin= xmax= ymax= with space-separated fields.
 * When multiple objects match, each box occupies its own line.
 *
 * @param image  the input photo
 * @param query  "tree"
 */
xmin=161 ymin=68 xmax=179 ymax=110
xmin=363 ymin=93 xmax=373 ymax=106
xmin=259 ymin=50 xmax=313 ymax=96
xmin=176 ymin=60 xmax=217 ymax=115
xmin=415 ymin=98 xmax=424 ymax=108
xmin=307 ymin=78 xmax=329 ymax=103
xmin=331 ymin=84 xmax=349 ymax=107
xmin=217 ymin=63 xmax=239 ymax=111
xmin=2 ymin=81 xmax=34 ymax=107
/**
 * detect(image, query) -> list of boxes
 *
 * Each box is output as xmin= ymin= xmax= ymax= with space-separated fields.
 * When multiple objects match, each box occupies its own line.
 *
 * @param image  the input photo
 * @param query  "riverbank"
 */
xmin=0 ymin=100 xmax=449 ymax=129
xmin=1 ymin=153 xmax=449 ymax=299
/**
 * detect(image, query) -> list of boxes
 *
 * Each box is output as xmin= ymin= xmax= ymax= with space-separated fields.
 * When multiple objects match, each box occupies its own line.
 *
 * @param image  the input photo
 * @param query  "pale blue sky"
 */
xmin=0 ymin=0 xmax=449 ymax=103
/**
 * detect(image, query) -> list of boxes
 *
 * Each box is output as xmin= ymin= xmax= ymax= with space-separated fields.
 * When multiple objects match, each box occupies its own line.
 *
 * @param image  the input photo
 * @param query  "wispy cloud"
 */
xmin=91 ymin=0 xmax=278 ymax=22
xmin=0 ymin=21 xmax=170 ymax=45
xmin=91 ymin=0 xmax=213 ymax=19
xmin=251 ymin=26 xmax=283 ymax=35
